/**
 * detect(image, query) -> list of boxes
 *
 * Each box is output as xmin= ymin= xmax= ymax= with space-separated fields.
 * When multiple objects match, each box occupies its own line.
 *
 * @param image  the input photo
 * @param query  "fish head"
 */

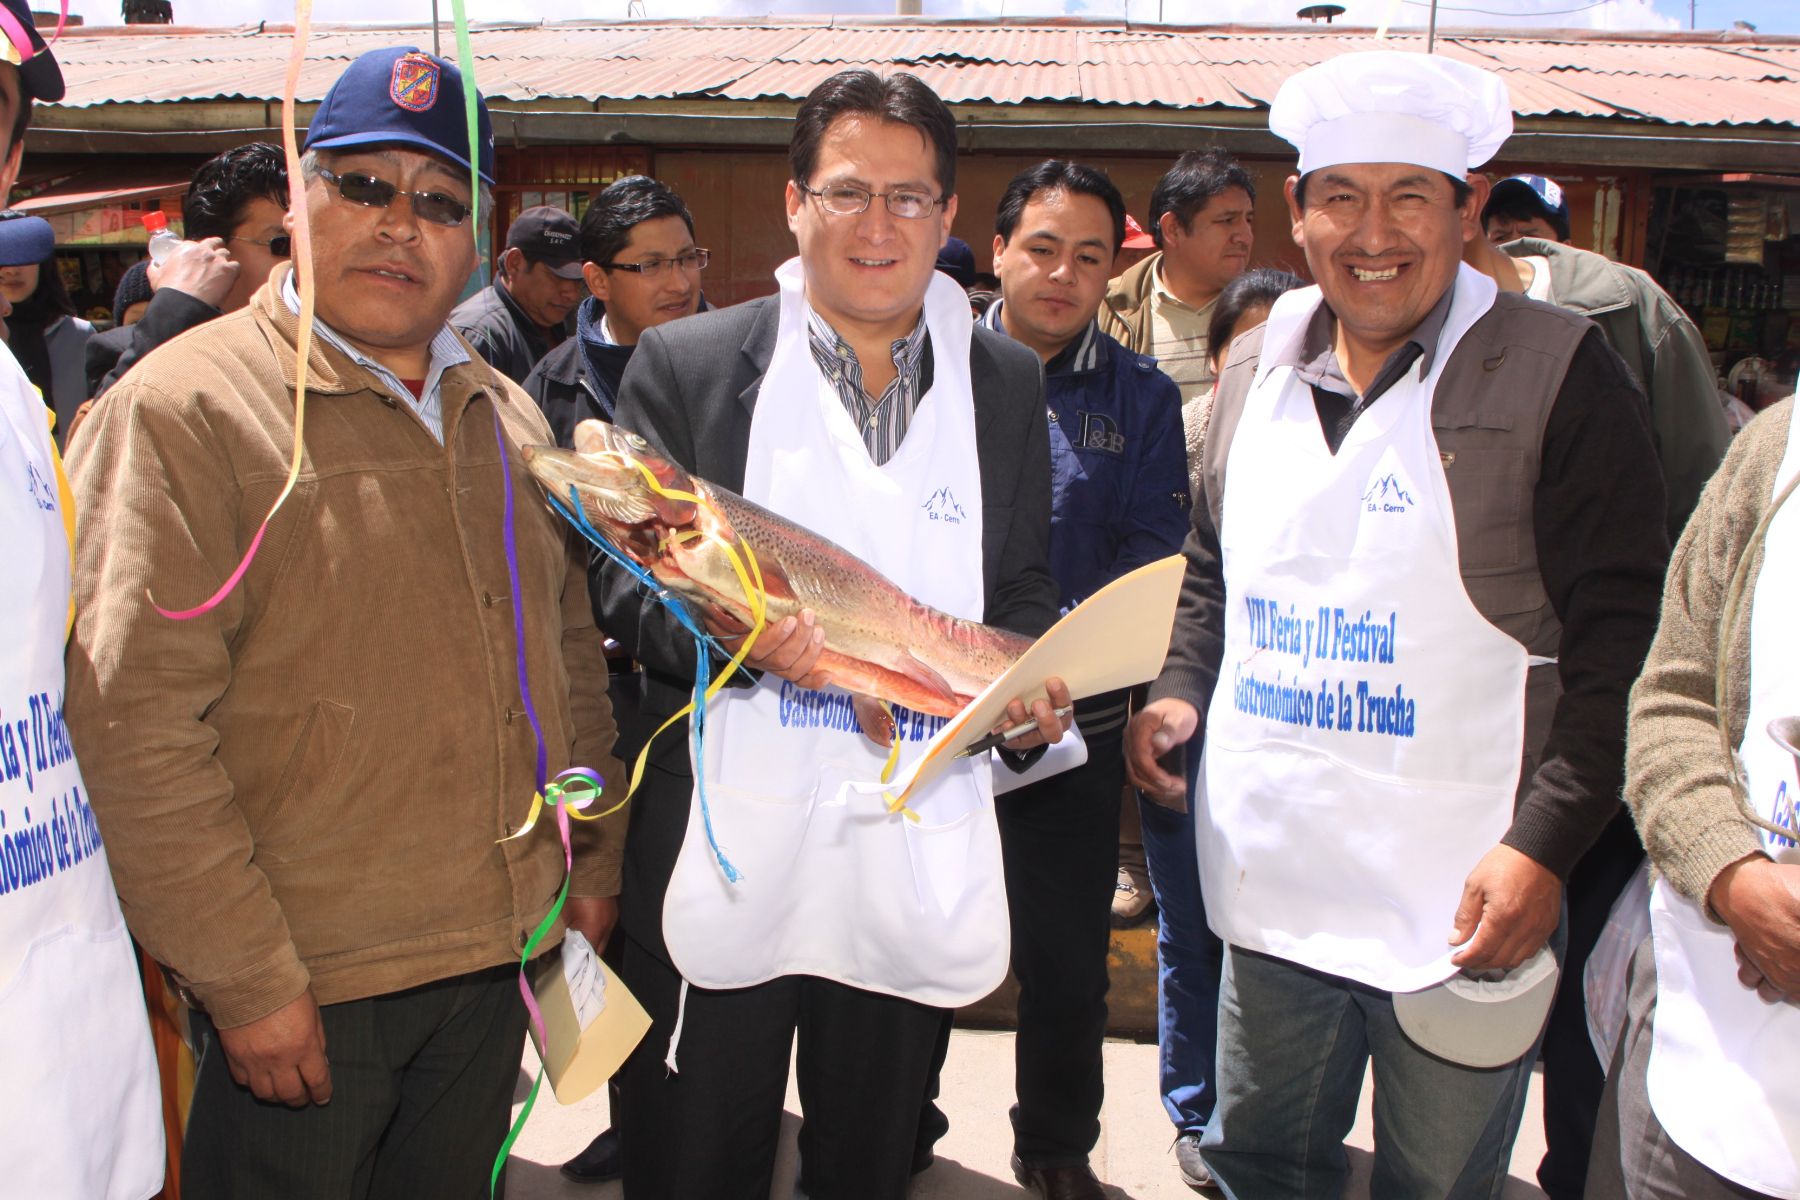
xmin=521 ymin=422 xmax=701 ymax=565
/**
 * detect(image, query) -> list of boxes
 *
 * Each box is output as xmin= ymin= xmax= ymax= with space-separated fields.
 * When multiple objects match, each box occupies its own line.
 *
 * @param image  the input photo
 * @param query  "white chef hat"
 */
xmin=1269 ymin=50 xmax=1514 ymax=179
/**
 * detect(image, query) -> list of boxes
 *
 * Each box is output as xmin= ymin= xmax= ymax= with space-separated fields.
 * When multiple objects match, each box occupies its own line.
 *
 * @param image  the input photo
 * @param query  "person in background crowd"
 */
xmin=1114 ymin=213 xmax=1157 ymax=276
xmin=1128 ymin=51 xmax=1670 ymax=1198
xmin=1102 ymin=148 xmax=1255 ymax=404
xmin=524 ymin=174 xmax=705 ymax=443
xmin=66 ymin=47 xmax=625 ymax=1198
xmin=966 ymin=269 xmax=1000 ymax=316
xmin=935 ymin=233 xmax=976 ymax=288
xmin=1102 ymin=147 xmax=1256 ymax=939
xmin=451 ymin=202 xmax=584 ymax=383
xmin=595 ymin=67 xmax=1069 ymax=1200
xmin=523 ymin=171 xmax=706 ymax=1189
xmin=1587 ymin=392 xmax=1800 ymax=1200
xmin=83 ymin=141 xmax=289 ymax=406
xmin=112 ymin=260 xmax=153 ymax=326
xmin=1123 ymin=262 xmax=1302 ymax=1196
xmin=1464 ymin=171 xmax=1729 ymax=1200
xmin=935 ymin=158 xmax=1188 ymax=1200
xmin=0 ymin=5 xmax=166 ymax=1195
xmin=0 ymin=209 xmax=92 ymax=446
xmin=1483 ymin=173 xmax=1571 ymax=244
xmin=1187 ymin=266 xmax=1306 ymax=483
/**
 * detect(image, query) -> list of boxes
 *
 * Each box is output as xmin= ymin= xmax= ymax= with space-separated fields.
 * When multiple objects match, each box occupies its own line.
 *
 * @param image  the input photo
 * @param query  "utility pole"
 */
xmin=1427 ymin=0 xmax=1439 ymax=53
xmin=431 ymin=0 xmax=441 ymax=59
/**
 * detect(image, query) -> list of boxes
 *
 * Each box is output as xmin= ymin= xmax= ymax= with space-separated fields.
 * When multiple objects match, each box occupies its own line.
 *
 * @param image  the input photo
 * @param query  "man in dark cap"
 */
xmin=0 ymin=4 xmax=166 ymax=1193
xmin=453 ymin=202 xmax=585 ymax=382
xmin=66 ymin=46 xmax=625 ymax=1198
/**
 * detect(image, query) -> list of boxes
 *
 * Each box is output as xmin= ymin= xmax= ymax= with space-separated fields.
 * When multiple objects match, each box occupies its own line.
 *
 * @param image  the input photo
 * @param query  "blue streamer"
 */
xmin=548 ymin=487 xmax=743 ymax=884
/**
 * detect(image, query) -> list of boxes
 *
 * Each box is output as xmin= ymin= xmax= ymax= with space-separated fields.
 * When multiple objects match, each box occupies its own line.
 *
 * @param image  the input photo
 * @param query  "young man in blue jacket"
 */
xmin=972 ymin=159 xmax=1191 ymax=1200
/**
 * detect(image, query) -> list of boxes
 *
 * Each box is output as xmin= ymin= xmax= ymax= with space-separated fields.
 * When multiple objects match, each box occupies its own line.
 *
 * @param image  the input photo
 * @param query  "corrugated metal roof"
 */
xmin=33 ymin=19 xmax=1800 ymax=129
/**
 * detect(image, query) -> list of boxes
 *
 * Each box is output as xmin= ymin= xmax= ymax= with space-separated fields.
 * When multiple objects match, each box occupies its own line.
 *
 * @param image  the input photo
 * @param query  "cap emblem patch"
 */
xmin=390 ymin=52 xmax=441 ymax=113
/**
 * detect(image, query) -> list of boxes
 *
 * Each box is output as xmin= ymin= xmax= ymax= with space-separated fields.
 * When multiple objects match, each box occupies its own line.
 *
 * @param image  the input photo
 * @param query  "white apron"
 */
xmin=661 ymin=261 xmax=1010 ymax=1007
xmin=1645 ymin=398 xmax=1800 ymax=1199
xmin=1199 ymin=265 xmax=1531 ymax=993
xmin=0 ymin=350 xmax=163 ymax=1197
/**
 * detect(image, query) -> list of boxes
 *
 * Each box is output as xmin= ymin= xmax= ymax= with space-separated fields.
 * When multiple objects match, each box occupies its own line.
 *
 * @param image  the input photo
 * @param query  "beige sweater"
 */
xmin=1626 ymin=397 xmax=1792 ymax=912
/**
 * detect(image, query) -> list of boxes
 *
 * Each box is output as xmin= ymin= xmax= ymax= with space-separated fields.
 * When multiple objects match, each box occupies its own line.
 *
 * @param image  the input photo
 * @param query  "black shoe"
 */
xmin=1175 ymin=1130 xmax=1220 ymax=1194
xmin=1011 ymin=1152 xmax=1106 ymax=1200
xmin=560 ymin=1126 xmax=622 ymax=1184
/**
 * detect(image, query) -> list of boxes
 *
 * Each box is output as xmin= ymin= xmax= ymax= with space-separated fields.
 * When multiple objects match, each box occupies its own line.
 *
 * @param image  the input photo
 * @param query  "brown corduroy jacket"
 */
xmin=64 ymin=269 xmax=626 ymax=1029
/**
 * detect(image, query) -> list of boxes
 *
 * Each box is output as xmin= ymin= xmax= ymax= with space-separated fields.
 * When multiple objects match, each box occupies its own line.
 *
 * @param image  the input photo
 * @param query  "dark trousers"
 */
xmin=618 ymin=933 xmax=946 ymax=1200
xmin=918 ymin=737 xmax=1126 ymax=1166
xmin=1538 ymin=810 xmax=1646 ymax=1200
xmin=182 ymin=964 xmax=527 ymax=1200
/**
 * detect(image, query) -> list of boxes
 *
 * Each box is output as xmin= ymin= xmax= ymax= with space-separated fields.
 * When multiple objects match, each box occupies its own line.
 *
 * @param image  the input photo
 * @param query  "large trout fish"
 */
xmin=522 ymin=419 xmax=1031 ymax=720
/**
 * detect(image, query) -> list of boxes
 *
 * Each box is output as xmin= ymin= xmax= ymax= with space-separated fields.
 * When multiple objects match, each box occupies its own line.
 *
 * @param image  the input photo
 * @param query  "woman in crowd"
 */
xmin=0 ymin=227 xmax=92 ymax=446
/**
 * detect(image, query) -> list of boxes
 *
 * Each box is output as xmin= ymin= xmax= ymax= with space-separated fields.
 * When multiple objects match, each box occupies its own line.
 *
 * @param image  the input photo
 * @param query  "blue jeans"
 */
xmin=1201 ymin=946 xmax=1542 ymax=1200
xmin=1137 ymin=779 xmax=1223 ymax=1134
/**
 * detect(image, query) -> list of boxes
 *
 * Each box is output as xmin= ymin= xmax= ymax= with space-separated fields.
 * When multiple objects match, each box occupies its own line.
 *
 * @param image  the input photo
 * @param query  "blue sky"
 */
xmin=70 ymin=0 xmax=1798 ymax=32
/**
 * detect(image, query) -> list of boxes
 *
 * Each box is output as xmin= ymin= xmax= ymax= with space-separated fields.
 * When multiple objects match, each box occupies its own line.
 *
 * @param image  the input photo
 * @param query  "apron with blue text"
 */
xmin=1199 ymin=265 xmax=1530 ymax=993
xmin=661 ymin=261 xmax=1010 ymax=1007
xmin=1646 ymin=397 xmax=1800 ymax=1199
xmin=0 ymin=346 xmax=163 ymax=1197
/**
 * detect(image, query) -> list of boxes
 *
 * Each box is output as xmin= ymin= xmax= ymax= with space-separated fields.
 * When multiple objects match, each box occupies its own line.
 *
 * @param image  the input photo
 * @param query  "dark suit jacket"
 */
xmin=596 ymin=293 xmax=1060 ymax=960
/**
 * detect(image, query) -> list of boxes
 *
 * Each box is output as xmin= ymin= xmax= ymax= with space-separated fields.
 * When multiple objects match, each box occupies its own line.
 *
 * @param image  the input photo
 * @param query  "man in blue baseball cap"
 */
xmin=1483 ymin=173 xmax=1571 ymax=244
xmin=0 ymin=3 xmax=168 ymax=1196
xmin=66 ymin=45 xmax=627 ymax=1199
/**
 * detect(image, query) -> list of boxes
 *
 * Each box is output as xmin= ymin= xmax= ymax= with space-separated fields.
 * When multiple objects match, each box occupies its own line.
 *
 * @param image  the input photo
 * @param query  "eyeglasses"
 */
xmin=799 ymin=183 xmax=942 ymax=220
xmin=231 ymin=234 xmax=292 ymax=257
xmin=317 ymin=167 xmax=470 ymax=228
xmin=599 ymin=248 xmax=711 ymax=278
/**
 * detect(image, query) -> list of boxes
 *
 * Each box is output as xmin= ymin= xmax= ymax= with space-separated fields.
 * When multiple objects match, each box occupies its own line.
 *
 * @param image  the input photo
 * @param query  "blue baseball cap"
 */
xmin=304 ymin=47 xmax=496 ymax=185
xmin=1485 ymin=174 xmax=1571 ymax=243
xmin=0 ymin=210 xmax=54 ymax=267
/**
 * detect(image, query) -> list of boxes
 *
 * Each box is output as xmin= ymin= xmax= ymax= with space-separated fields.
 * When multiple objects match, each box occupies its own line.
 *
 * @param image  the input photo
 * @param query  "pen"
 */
xmin=954 ymin=706 xmax=1075 ymax=758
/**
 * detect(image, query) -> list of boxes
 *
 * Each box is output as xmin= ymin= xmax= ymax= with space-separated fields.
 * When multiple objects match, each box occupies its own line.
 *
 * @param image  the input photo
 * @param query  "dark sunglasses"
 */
xmin=318 ymin=167 xmax=470 ymax=228
xmin=230 ymin=234 xmax=292 ymax=257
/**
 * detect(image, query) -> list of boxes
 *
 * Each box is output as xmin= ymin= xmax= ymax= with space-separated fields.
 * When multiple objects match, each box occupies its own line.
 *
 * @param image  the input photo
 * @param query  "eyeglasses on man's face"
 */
xmin=231 ymin=234 xmax=292 ymax=257
xmin=799 ymin=183 xmax=943 ymax=220
xmin=599 ymin=248 xmax=711 ymax=279
xmin=318 ymin=167 xmax=470 ymax=228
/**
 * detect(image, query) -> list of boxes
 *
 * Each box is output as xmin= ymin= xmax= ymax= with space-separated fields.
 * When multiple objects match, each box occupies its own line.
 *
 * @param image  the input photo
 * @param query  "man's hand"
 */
xmin=565 ymin=894 xmax=620 ymax=955
xmin=146 ymin=237 xmax=239 ymax=309
xmin=705 ymin=608 xmax=829 ymax=688
xmin=993 ymin=676 xmax=1073 ymax=752
xmin=215 ymin=988 xmax=331 ymax=1107
xmin=1710 ymin=854 xmax=1800 ymax=1002
xmin=1449 ymin=844 xmax=1562 ymax=972
xmin=1125 ymin=698 xmax=1199 ymax=808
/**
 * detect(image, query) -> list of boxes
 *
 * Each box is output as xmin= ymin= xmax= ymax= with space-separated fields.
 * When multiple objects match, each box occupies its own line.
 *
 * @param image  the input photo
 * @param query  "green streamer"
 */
xmin=449 ymin=0 xmax=484 ymax=284
xmin=489 ymin=870 xmax=571 ymax=1198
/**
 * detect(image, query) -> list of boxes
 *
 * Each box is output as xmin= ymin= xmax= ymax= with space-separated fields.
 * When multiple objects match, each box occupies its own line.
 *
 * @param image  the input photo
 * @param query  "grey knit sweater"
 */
xmin=1626 ymin=396 xmax=1793 ymax=913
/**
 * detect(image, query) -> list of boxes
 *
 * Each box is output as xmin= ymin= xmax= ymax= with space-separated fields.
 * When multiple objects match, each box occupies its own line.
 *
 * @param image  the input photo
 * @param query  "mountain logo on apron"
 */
xmin=923 ymin=487 xmax=966 ymax=524
xmin=1362 ymin=471 xmax=1416 ymax=515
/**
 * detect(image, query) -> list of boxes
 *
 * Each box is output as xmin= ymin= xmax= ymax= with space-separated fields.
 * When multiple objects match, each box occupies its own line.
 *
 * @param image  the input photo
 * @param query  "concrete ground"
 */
xmin=505 ymin=1028 xmax=1550 ymax=1200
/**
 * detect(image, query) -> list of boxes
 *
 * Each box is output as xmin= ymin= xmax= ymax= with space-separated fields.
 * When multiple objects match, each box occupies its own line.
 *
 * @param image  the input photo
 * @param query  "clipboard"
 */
xmin=528 ymin=938 xmax=653 ymax=1105
xmin=849 ymin=554 xmax=1186 ymax=811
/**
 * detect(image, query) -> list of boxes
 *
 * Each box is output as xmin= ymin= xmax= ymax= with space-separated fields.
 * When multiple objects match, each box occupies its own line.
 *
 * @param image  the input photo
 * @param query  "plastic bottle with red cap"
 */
xmin=141 ymin=211 xmax=180 ymax=266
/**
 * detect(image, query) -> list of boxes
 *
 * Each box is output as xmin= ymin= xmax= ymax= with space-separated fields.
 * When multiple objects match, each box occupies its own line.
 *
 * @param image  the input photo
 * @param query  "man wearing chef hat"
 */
xmin=1125 ymin=50 xmax=1671 ymax=1198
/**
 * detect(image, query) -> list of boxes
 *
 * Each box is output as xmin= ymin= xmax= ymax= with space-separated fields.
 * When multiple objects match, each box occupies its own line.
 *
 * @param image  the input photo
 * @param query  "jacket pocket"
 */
xmin=256 ymin=700 xmax=355 ymax=862
xmin=1433 ymin=426 xmax=1531 ymax=574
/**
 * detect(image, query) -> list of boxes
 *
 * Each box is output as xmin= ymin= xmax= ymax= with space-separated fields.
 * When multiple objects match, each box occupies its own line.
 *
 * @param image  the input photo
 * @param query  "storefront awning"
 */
xmin=12 ymin=166 xmax=191 ymax=217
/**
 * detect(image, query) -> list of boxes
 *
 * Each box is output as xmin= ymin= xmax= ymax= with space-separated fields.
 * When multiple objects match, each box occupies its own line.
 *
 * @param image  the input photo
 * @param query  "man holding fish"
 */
xmin=581 ymin=67 xmax=1071 ymax=1200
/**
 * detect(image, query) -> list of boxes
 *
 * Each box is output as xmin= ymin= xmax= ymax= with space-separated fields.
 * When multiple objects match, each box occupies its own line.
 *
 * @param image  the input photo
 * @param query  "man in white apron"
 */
xmin=1126 ymin=52 xmax=1671 ymax=1199
xmin=1586 ymin=392 xmax=1800 ymax=1200
xmin=0 ymin=11 xmax=165 ymax=1195
xmin=593 ymin=70 xmax=1069 ymax=1200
